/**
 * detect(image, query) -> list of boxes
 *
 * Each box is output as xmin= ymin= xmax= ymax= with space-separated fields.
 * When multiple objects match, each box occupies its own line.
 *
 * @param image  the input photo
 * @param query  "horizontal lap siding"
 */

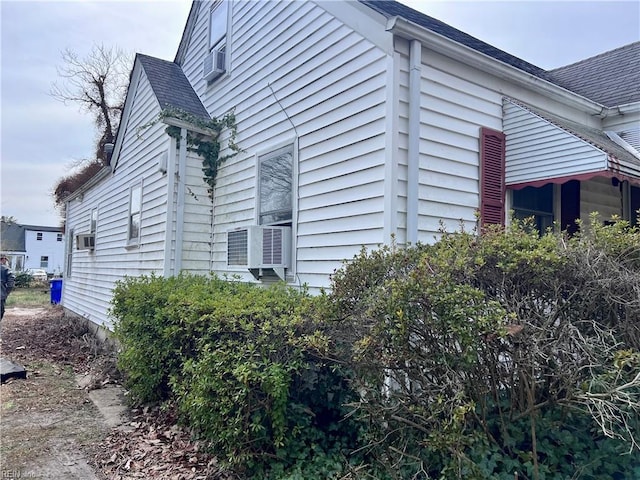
xmin=180 ymin=1 xmax=388 ymax=289
xmin=181 ymin=150 xmax=214 ymax=274
xmin=397 ymin=47 xmax=503 ymax=241
xmin=64 ymin=73 xmax=170 ymax=329
xmin=503 ymin=101 xmax=607 ymax=184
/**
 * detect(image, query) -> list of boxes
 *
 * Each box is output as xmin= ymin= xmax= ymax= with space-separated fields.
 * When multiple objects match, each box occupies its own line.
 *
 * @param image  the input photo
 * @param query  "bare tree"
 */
xmin=51 ymin=44 xmax=130 ymax=164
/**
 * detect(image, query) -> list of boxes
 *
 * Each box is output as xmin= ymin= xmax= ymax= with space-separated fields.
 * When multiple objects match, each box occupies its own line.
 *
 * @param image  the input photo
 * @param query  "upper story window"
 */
xmin=36 ymin=232 xmax=43 ymax=241
xmin=56 ymin=233 xmax=63 ymax=242
xmin=204 ymin=0 xmax=229 ymax=83
xmin=258 ymin=145 xmax=293 ymax=226
xmin=128 ymin=183 xmax=142 ymax=243
xmin=209 ymin=0 xmax=228 ymax=49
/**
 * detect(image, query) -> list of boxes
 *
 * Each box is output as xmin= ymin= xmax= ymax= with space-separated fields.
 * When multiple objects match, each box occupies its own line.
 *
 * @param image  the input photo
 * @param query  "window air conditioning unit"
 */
xmin=76 ymin=234 xmax=95 ymax=250
xmin=227 ymin=226 xmax=291 ymax=280
xmin=203 ymin=48 xmax=226 ymax=82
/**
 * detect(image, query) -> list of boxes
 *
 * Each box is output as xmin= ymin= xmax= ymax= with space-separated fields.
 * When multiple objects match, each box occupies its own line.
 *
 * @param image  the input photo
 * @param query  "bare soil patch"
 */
xmin=0 ymin=306 xmax=236 ymax=479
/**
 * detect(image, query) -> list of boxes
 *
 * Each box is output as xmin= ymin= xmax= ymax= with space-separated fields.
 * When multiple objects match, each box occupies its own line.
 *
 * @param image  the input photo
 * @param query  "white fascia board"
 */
xmin=386 ymin=16 xmax=605 ymax=116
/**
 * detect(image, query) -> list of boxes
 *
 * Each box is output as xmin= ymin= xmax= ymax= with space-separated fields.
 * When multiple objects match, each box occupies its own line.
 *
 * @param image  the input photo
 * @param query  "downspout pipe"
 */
xmin=407 ymin=39 xmax=421 ymax=245
xmin=163 ymin=136 xmax=177 ymax=277
xmin=175 ymin=127 xmax=187 ymax=274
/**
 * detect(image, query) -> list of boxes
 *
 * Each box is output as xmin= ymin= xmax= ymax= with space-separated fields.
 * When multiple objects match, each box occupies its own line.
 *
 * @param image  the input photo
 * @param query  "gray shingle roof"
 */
xmin=549 ymin=42 xmax=640 ymax=108
xmin=137 ymin=54 xmax=210 ymax=119
xmin=360 ymin=1 xmax=639 ymax=108
xmin=0 ymin=223 xmax=25 ymax=253
xmin=359 ymin=0 xmax=555 ymax=82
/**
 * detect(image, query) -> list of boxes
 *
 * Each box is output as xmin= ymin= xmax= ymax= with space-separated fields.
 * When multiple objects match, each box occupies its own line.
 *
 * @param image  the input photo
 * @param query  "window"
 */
xmin=480 ymin=127 xmax=506 ymax=226
xmin=90 ymin=208 xmax=98 ymax=234
xmin=258 ymin=145 xmax=293 ymax=225
xmin=128 ymin=184 xmax=142 ymax=242
xmin=209 ymin=0 xmax=228 ymax=49
xmin=36 ymin=232 xmax=43 ymax=241
xmin=512 ymin=184 xmax=555 ymax=232
xmin=40 ymin=256 xmax=49 ymax=268
xmin=56 ymin=233 xmax=63 ymax=242
xmin=66 ymin=229 xmax=73 ymax=277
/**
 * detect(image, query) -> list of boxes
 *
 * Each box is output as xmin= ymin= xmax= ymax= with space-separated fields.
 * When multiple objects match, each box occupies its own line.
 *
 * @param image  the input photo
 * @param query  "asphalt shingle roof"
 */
xmin=359 ymin=0 xmax=555 ymax=82
xmin=360 ymin=1 xmax=639 ymax=108
xmin=549 ymin=42 xmax=640 ymax=108
xmin=137 ymin=54 xmax=210 ymax=119
xmin=0 ymin=223 xmax=25 ymax=253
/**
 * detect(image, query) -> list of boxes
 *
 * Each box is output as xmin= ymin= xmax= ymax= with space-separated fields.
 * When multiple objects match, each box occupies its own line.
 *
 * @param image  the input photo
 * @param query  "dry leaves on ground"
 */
xmin=1 ymin=305 xmax=238 ymax=480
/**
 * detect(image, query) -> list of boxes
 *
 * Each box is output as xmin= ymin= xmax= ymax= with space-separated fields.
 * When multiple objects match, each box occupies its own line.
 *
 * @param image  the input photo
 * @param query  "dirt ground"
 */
xmin=0 ymin=305 xmax=236 ymax=479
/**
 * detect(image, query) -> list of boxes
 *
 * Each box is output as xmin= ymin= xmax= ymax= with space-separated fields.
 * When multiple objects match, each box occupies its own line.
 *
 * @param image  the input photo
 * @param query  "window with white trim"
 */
xmin=57 ymin=233 xmax=63 ymax=242
xmin=128 ymin=184 xmax=142 ymax=242
xmin=40 ymin=256 xmax=49 ymax=268
xmin=205 ymin=0 xmax=229 ymax=81
xmin=36 ymin=232 xmax=43 ymax=241
xmin=90 ymin=208 xmax=98 ymax=234
xmin=258 ymin=145 xmax=293 ymax=226
xmin=209 ymin=0 xmax=228 ymax=48
xmin=66 ymin=228 xmax=73 ymax=277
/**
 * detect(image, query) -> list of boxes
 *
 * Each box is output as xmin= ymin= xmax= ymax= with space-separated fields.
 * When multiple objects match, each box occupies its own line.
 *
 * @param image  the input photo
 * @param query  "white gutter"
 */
xmin=386 ymin=17 xmax=606 ymax=116
xmin=407 ymin=39 xmax=421 ymax=245
xmin=163 ymin=136 xmax=178 ymax=277
xmin=175 ymin=127 xmax=187 ymax=274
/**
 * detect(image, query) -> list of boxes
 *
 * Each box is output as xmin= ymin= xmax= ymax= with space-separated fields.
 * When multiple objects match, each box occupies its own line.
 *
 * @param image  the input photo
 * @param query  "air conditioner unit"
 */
xmin=227 ymin=226 xmax=291 ymax=279
xmin=203 ymin=48 xmax=226 ymax=82
xmin=75 ymin=234 xmax=95 ymax=250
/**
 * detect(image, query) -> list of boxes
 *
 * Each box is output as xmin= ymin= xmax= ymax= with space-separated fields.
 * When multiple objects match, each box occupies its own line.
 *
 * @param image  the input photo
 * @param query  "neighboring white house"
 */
xmin=62 ymin=0 xmax=640 ymax=330
xmin=0 ymin=222 xmax=65 ymax=275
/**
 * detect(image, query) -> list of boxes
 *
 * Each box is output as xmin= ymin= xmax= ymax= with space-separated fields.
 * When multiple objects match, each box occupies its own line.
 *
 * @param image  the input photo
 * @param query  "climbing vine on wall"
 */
xmin=141 ymin=107 xmax=240 ymax=200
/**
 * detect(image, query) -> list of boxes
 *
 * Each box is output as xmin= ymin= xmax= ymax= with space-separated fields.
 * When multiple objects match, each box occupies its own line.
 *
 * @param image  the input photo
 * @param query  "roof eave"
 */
xmin=63 ymin=166 xmax=112 ymax=204
xmin=387 ymin=16 xmax=605 ymax=115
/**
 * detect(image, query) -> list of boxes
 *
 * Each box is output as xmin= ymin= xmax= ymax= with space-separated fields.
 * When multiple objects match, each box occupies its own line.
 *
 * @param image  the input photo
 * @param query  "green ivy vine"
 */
xmin=142 ymin=107 xmax=240 ymax=200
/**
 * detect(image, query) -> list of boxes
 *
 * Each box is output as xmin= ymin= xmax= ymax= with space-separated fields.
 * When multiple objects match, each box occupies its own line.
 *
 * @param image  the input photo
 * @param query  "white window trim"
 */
xmin=208 ymin=0 xmax=231 ymax=76
xmin=254 ymin=138 xmax=298 ymax=279
xmin=256 ymin=140 xmax=296 ymax=227
xmin=127 ymin=182 xmax=143 ymax=246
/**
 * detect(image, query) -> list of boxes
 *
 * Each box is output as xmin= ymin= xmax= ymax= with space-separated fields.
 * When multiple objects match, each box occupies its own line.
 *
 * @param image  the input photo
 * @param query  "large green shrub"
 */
xmin=111 ymin=275 xmax=364 ymax=479
xmin=325 ymin=218 xmax=640 ymax=479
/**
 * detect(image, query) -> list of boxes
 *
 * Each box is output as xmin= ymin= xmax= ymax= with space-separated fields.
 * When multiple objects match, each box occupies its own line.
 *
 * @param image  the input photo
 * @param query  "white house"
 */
xmin=62 ymin=0 xmax=640 ymax=330
xmin=0 ymin=221 xmax=65 ymax=275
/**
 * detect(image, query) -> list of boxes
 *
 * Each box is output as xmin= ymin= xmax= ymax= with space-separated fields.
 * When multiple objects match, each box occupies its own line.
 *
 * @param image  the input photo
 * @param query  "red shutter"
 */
xmin=480 ymin=127 xmax=506 ymax=227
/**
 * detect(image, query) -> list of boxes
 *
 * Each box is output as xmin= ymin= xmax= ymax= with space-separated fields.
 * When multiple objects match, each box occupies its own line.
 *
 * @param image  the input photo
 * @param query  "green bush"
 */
xmin=111 ymin=274 xmax=364 ymax=479
xmin=325 ymin=218 xmax=640 ymax=478
xmin=14 ymin=271 xmax=33 ymax=288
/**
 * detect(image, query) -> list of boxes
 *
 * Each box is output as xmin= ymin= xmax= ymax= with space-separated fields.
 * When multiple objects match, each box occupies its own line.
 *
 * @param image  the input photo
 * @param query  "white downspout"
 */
xmin=175 ymin=127 xmax=187 ymax=274
xmin=163 ymin=137 xmax=177 ymax=277
xmin=407 ymin=39 xmax=421 ymax=245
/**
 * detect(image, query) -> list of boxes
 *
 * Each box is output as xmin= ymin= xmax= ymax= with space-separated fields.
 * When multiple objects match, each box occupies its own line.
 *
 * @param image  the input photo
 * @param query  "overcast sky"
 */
xmin=1 ymin=0 xmax=639 ymax=227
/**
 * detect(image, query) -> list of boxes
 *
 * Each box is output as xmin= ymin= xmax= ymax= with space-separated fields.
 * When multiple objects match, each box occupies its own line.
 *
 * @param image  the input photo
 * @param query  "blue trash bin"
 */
xmin=50 ymin=279 xmax=63 ymax=304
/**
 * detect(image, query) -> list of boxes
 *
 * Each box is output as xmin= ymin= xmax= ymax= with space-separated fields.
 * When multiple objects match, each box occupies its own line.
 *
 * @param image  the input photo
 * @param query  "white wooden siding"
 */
xmin=179 ymin=0 xmax=390 ymax=288
xmin=395 ymin=45 xmax=503 ymax=242
xmin=63 ymin=71 xmax=171 ymax=329
xmin=503 ymin=100 xmax=607 ymax=185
